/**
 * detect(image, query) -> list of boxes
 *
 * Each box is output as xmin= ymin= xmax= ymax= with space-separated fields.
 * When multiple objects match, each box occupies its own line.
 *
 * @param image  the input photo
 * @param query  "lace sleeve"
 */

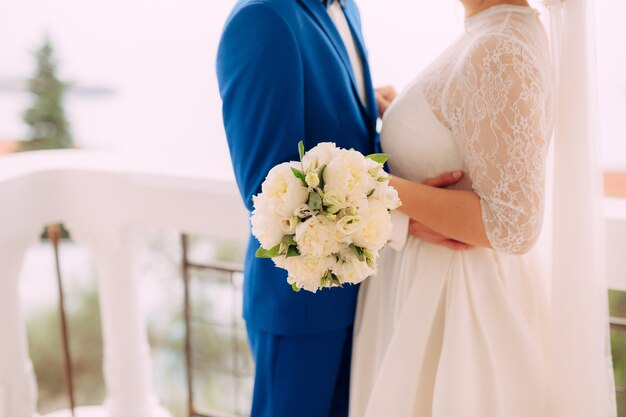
xmin=445 ymin=35 xmax=553 ymax=255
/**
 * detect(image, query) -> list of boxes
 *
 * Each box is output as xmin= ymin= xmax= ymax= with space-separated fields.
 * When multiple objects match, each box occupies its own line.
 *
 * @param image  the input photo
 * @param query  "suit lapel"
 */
xmin=342 ymin=1 xmax=378 ymax=130
xmin=297 ymin=0 xmax=370 ymax=119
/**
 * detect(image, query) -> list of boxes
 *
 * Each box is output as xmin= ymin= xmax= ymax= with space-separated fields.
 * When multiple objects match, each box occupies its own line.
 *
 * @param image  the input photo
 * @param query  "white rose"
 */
xmin=323 ymin=149 xmax=376 ymax=205
xmin=335 ymin=198 xmax=369 ymax=235
xmin=331 ymin=249 xmax=376 ymax=285
xmin=305 ymin=171 xmax=320 ymax=188
xmin=301 ymin=142 xmax=338 ymax=173
xmin=323 ymin=187 xmax=349 ymax=214
xmin=370 ymin=182 xmax=402 ymax=210
xmin=351 ymin=200 xmax=393 ymax=252
xmin=251 ymin=194 xmax=285 ymax=250
xmin=365 ymin=157 xmax=385 ymax=179
xmin=274 ymin=255 xmax=337 ymax=293
xmin=295 ymin=215 xmax=345 ymax=257
xmin=336 ymin=215 xmax=362 ymax=236
xmin=262 ymin=162 xmax=309 ymax=218
xmin=294 ymin=203 xmax=314 ymax=219
xmin=280 ymin=216 xmax=299 ymax=235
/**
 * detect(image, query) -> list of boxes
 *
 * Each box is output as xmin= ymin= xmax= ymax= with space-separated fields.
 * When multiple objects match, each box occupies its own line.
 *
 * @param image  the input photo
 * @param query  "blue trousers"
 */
xmin=246 ymin=325 xmax=353 ymax=417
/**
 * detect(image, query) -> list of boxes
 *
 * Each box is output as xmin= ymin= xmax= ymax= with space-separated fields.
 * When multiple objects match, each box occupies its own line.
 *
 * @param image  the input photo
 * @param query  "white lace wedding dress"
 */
xmin=350 ymin=5 xmax=555 ymax=417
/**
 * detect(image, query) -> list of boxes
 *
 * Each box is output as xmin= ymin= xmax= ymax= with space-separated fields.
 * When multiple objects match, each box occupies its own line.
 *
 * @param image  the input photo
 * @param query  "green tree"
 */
xmin=21 ymin=38 xmax=73 ymax=151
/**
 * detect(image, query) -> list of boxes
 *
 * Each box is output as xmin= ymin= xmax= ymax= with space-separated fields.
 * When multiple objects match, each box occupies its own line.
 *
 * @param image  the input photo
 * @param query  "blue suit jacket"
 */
xmin=217 ymin=0 xmax=379 ymax=335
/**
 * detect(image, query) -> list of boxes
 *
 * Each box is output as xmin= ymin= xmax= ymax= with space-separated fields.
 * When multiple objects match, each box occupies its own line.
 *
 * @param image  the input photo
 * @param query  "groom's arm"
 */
xmin=217 ymin=4 xmax=304 ymax=211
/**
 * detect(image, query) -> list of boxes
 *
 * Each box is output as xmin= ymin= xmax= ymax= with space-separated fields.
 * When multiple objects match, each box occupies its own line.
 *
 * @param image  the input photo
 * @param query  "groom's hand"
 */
xmin=375 ymin=86 xmax=397 ymax=118
xmin=409 ymin=171 xmax=473 ymax=250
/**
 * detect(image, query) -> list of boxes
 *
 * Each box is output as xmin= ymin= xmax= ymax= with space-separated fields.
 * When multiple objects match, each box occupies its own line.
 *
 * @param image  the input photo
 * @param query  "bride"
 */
xmin=350 ymin=0 xmax=615 ymax=416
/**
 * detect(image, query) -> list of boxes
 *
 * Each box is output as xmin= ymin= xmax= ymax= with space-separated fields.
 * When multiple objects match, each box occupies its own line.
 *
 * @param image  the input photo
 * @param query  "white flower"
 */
xmin=332 ymin=249 xmax=376 ymax=285
xmin=280 ymin=216 xmax=299 ymax=235
xmin=334 ymin=198 xmax=368 ymax=236
xmin=250 ymin=194 xmax=285 ymax=250
xmin=351 ymin=200 xmax=393 ymax=252
xmin=302 ymin=142 xmax=338 ymax=173
xmin=305 ymin=171 xmax=320 ymax=188
xmin=336 ymin=215 xmax=363 ymax=237
xmin=274 ymin=255 xmax=337 ymax=293
xmin=323 ymin=188 xmax=349 ymax=213
xmin=323 ymin=149 xmax=376 ymax=206
xmin=295 ymin=215 xmax=345 ymax=257
xmin=261 ymin=162 xmax=309 ymax=218
xmin=371 ymin=182 xmax=402 ymax=210
xmin=365 ymin=157 xmax=385 ymax=179
xmin=294 ymin=203 xmax=314 ymax=219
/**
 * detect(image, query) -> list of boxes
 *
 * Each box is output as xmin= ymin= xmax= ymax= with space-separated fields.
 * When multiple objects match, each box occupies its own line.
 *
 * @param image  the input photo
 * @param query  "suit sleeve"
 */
xmin=217 ymin=4 xmax=304 ymax=212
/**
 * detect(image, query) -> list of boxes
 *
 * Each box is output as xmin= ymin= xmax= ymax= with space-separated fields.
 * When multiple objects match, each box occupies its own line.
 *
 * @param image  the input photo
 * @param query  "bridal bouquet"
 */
xmin=251 ymin=141 xmax=401 ymax=293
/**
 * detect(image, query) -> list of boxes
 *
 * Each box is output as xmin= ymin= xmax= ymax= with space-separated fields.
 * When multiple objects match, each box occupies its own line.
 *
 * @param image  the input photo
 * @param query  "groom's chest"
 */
xmin=286 ymin=3 xmax=376 ymax=149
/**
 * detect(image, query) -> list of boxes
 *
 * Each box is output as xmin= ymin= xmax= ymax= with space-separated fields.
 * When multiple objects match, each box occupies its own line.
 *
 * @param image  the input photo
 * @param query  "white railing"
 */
xmin=0 ymin=149 xmax=625 ymax=416
xmin=0 ymin=150 xmax=249 ymax=417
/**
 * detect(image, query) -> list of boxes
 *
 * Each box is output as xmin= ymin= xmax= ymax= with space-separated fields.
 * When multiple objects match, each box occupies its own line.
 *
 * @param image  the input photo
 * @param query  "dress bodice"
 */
xmin=381 ymin=4 xmax=555 ymax=255
xmin=382 ymin=81 xmax=468 ymax=188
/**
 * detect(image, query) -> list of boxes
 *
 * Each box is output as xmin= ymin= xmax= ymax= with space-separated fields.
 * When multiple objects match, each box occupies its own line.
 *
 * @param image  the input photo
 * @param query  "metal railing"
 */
xmin=181 ymin=234 xmax=251 ymax=417
xmin=48 ymin=224 xmax=77 ymax=417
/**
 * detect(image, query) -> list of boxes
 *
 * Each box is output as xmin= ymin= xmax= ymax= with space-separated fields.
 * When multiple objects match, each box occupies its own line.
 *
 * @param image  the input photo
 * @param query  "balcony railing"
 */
xmin=0 ymin=150 xmax=249 ymax=417
xmin=1 ymin=149 xmax=625 ymax=417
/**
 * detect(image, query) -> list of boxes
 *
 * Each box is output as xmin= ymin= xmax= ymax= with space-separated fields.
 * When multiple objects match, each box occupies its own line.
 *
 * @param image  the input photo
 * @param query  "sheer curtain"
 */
xmin=544 ymin=0 xmax=616 ymax=415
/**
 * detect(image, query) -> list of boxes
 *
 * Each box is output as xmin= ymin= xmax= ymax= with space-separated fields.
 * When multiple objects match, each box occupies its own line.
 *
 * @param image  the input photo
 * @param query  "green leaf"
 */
xmin=292 ymin=282 xmax=301 ymax=292
xmin=308 ymin=192 xmax=323 ymax=211
xmin=255 ymin=243 xmax=281 ymax=258
xmin=298 ymin=141 xmax=305 ymax=160
xmin=366 ymin=153 xmax=390 ymax=165
xmin=291 ymin=167 xmax=307 ymax=187
xmin=331 ymin=273 xmax=343 ymax=287
xmin=349 ymin=243 xmax=366 ymax=262
xmin=286 ymin=246 xmax=300 ymax=258
xmin=282 ymin=235 xmax=297 ymax=245
xmin=317 ymin=164 xmax=326 ymax=189
xmin=320 ymin=272 xmax=329 ymax=287
xmin=366 ymin=257 xmax=375 ymax=269
xmin=367 ymin=189 xmax=375 ymax=198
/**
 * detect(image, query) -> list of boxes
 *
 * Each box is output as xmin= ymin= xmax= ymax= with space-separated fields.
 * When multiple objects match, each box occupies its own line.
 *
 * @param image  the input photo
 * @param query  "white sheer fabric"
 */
xmin=544 ymin=0 xmax=616 ymax=415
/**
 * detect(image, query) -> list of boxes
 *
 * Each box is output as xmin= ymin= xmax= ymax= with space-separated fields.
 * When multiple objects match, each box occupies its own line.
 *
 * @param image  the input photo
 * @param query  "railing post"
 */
xmin=0 ymin=233 xmax=40 ymax=417
xmin=68 ymin=223 xmax=171 ymax=417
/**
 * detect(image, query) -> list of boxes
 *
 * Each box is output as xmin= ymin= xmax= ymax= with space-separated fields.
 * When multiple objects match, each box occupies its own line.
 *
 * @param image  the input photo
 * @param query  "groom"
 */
xmin=216 ymin=0 xmax=466 ymax=416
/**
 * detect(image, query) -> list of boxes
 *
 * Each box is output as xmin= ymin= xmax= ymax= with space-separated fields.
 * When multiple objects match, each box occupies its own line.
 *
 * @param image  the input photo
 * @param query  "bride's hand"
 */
xmin=375 ymin=86 xmax=397 ymax=118
xmin=408 ymin=171 xmax=473 ymax=251
xmin=409 ymin=219 xmax=472 ymax=250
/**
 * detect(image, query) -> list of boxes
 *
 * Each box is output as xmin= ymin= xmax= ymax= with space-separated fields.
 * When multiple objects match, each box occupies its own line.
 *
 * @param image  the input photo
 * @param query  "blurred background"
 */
xmin=1 ymin=1 xmax=625 ymax=416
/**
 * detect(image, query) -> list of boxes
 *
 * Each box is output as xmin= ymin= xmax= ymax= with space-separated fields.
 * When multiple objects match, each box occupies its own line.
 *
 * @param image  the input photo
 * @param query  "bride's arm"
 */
xmin=390 ymin=176 xmax=492 ymax=248
xmin=390 ymin=35 xmax=552 ymax=255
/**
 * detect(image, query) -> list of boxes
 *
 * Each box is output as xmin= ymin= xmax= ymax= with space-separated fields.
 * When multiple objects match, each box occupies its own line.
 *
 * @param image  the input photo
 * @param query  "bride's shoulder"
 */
xmin=457 ymin=23 xmax=551 ymax=79
xmin=462 ymin=16 xmax=550 ymax=64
